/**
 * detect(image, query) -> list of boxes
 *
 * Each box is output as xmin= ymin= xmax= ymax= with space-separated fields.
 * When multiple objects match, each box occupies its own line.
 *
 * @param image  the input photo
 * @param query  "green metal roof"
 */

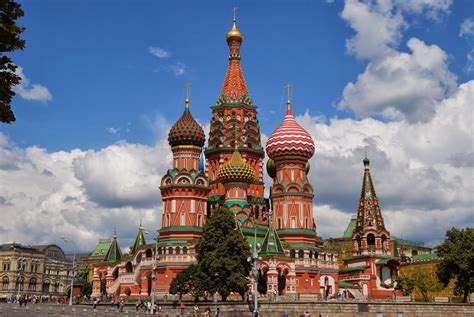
xmin=339 ymin=265 xmax=368 ymax=273
xmin=90 ymin=239 xmax=111 ymax=257
xmin=287 ymin=243 xmax=322 ymax=250
xmin=338 ymin=280 xmax=361 ymax=289
xmin=411 ymin=253 xmax=440 ymax=262
xmin=131 ymin=225 xmax=147 ymax=254
xmin=343 ymin=216 xmax=357 ymax=238
xmin=156 ymin=240 xmax=190 ymax=245
xmin=159 ymin=226 xmax=203 ymax=232
xmin=259 ymin=222 xmax=284 ymax=256
xmin=392 ymin=236 xmax=426 ymax=248
xmin=104 ymin=234 xmax=122 ymax=263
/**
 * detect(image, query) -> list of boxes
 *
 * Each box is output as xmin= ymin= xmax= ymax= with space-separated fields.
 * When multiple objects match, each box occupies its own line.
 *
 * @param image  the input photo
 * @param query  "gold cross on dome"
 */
xmin=185 ymin=82 xmax=191 ymax=109
xmin=232 ymin=6 xmax=238 ymax=22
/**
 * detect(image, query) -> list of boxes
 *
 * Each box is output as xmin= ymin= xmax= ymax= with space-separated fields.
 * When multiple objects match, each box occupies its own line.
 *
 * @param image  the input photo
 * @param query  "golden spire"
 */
xmin=285 ymin=83 xmax=293 ymax=114
xmin=185 ymin=82 xmax=191 ymax=110
xmin=226 ymin=7 xmax=243 ymax=43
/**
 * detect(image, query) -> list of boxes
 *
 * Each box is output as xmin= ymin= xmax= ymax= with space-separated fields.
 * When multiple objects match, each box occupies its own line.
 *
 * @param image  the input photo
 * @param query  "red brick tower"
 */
xmin=159 ymin=90 xmax=210 ymax=243
xmin=205 ymin=17 xmax=267 ymax=223
xmin=265 ymin=86 xmax=318 ymax=246
xmin=352 ymin=155 xmax=391 ymax=256
xmin=339 ymin=155 xmax=400 ymax=299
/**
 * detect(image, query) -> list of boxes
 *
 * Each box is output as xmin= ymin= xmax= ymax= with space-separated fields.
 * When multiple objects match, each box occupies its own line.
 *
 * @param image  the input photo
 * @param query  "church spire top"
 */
xmin=286 ymin=83 xmax=293 ymax=115
xmin=226 ymin=7 xmax=243 ymax=44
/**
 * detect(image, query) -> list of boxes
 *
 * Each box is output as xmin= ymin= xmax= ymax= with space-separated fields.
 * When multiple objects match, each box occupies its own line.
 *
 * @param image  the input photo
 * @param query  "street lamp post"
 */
xmin=61 ymin=237 xmax=76 ymax=306
xmin=11 ymin=245 xmax=25 ymax=296
xmin=249 ymin=223 xmax=261 ymax=316
xmin=151 ymin=231 xmax=160 ymax=314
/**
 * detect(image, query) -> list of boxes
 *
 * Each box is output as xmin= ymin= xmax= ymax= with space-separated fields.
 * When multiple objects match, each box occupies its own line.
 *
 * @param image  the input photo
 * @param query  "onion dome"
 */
xmin=226 ymin=17 xmax=243 ymax=43
xmin=266 ymin=101 xmax=315 ymax=160
xmin=218 ymin=150 xmax=254 ymax=183
xmin=168 ymin=100 xmax=205 ymax=148
xmin=266 ymin=158 xmax=276 ymax=178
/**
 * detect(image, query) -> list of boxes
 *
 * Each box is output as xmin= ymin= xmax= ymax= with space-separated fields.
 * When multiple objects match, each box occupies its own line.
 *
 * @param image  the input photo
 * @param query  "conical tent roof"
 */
xmin=259 ymin=220 xmax=284 ymax=256
xmin=104 ymin=231 xmax=122 ymax=262
xmin=131 ymin=223 xmax=147 ymax=254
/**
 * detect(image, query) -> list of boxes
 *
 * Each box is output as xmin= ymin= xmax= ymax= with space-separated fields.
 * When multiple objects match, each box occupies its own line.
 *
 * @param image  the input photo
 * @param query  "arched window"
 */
xmin=309 ymin=251 xmax=313 ymax=259
xmin=381 ymin=235 xmax=387 ymax=250
xmin=255 ymin=206 xmax=259 ymax=220
xmin=175 ymin=246 xmax=181 ymax=255
xmin=298 ymin=250 xmax=304 ymax=259
xmin=2 ymin=277 xmax=9 ymax=290
xmin=15 ymin=277 xmax=24 ymax=291
xmin=356 ymin=235 xmax=362 ymax=250
xmin=367 ymin=234 xmax=376 ymax=246
xmin=168 ymin=247 xmax=173 ymax=255
xmin=54 ymin=282 xmax=59 ymax=293
xmin=290 ymin=250 xmax=296 ymax=258
xmin=157 ymin=247 xmax=162 ymax=255
xmin=125 ymin=261 xmax=133 ymax=273
xmin=183 ymin=246 xmax=188 ymax=254
xmin=29 ymin=278 xmax=36 ymax=291
xmin=314 ymin=251 xmax=319 ymax=259
xmin=145 ymin=248 xmax=152 ymax=258
xmin=42 ymin=281 xmax=50 ymax=292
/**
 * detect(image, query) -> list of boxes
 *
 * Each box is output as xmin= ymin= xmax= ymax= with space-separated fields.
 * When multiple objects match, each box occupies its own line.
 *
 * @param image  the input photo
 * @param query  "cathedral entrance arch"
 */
xmin=277 ymin=267 xmax=289 ymax=295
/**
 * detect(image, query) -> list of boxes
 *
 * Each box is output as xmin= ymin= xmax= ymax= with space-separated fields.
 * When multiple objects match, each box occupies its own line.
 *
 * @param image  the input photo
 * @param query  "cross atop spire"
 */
xmin=185 ymin=82 xmax=191 ymax=110
xmin=285 ymin=83 xmax=293 ymax=114
xmin=232 ymin=6 xmax=238 ymax=22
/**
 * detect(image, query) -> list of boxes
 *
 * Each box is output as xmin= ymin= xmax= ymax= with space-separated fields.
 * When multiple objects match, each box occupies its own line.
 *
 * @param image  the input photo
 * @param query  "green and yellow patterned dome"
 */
xmin=218 ymin=150 xmax=254 ymax=183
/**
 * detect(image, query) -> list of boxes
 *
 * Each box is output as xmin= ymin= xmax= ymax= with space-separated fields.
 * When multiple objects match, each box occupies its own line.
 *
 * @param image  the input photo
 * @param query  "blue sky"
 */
xmin=1 ymin=0 xmax=473 ymax=251
xmin=3 ymin=0 xmax=472 ymax=150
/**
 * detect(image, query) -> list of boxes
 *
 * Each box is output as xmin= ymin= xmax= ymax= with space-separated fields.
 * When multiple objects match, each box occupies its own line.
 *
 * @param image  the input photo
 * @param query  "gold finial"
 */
xmin=226 ymin=7 xmax=243 ymax=43
xmin=139 ymin=218 xmax=142 ymax=229
xmin=285 ymin=83 xmax=293 ymax=113
xmin=113 ymin=228 xmax=117 ymax=239
xmin=185 ymin=82 xmax=191 ymax=110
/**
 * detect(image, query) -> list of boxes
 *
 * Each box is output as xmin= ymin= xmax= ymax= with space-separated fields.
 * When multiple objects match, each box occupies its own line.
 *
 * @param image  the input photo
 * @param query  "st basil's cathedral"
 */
xmin=91 ymin=17 xmax=400 ymax=300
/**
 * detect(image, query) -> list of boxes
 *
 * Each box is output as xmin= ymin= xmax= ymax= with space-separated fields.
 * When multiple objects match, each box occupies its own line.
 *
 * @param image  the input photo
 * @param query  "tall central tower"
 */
xmin=205 ymin=17 xmax=267 ymax=222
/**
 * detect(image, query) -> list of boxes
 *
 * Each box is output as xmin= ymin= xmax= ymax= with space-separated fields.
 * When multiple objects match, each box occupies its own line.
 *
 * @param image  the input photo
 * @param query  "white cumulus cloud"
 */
xmin=460 ymin=17 xmax=474 ymax=37
xmin=149 ymin=46 xmax=171 ymax=58
xmin=14 ymin=66 xmax=52 ymax=102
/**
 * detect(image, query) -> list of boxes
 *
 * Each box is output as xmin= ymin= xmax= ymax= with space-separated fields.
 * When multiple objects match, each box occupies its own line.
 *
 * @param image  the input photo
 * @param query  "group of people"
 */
xmin=6 ymin=294 xmax=67 ymax=306
xmin=134 ymin=300 xmax=161 ymax=314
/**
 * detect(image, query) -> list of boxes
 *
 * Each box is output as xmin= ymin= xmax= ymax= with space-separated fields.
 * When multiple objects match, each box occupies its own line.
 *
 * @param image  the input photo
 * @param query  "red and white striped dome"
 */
xmin=265 ymin=107 xmax=315 ymax=160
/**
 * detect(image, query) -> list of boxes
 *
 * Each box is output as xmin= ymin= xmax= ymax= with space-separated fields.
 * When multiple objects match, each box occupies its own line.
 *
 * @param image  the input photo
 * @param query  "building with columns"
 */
xmin=91 ymin=17 xmax=341 ymax=300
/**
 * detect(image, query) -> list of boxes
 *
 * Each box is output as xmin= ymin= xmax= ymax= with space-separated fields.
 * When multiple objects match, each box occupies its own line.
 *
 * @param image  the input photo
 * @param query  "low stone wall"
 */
xmin=0 ymin=301 xmax=473 ymax=317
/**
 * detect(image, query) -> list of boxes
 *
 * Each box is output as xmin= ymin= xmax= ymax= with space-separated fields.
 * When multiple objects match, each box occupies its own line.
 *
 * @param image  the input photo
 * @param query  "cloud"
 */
xmin=149 ymin=46 xmax=171 ymax=58
xmin=13 ymin=67 xmax=52 ymax=102
xmin=298 ymin=80 xmax=474 ymax=245
xmin=460 ymin=17 xmax=474 ymax=37
xmin=0 ymin=134 xmax=170 ymax=251
xmin=339 ymin=0 xmax=457 ymax=123
xmin=341 ymin=0 xmax=406 ymax=59
xmin=168 ymin=62 xmax=187 ymax=76
xmin=394 ymin=0 xmax=452 ymax=22
xmin=339 ymin=38 xmax=457 ymax=123
xmin=107 ymin=127 xmax=121 ymax=135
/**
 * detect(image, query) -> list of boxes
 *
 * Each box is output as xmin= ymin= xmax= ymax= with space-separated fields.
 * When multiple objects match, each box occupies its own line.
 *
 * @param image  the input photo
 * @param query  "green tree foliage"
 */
xmin=81 ymin=282 xmax=92 ymax=297
xmin=169 ymin=264 xmax=199 ymax=300
xmin=396 ymin=268 xmax=443 ymax=301
xmin=437 ymin=227 xmax=473 ymax=302
xmin=1 ymin=0 xmax=25 ymax=123
xmin=194 ymin=207 xmax=251 ymax=300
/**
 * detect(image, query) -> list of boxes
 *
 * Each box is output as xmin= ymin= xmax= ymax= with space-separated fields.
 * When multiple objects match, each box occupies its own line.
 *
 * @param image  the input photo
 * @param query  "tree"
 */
xmin=194 ymin=207 xmax=251 ymax=300
xmin=437 ymin=227 xmax=473 ymax=302
xmin=396 ymin=268 xmax=443 ymax=301
xmin=169 ymin=264 xmax=199 ymax=301
xmin=1 ymin=0 xmax=25 ymax=123
xmin=81 ymin=282 xmax=92 ymax=297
